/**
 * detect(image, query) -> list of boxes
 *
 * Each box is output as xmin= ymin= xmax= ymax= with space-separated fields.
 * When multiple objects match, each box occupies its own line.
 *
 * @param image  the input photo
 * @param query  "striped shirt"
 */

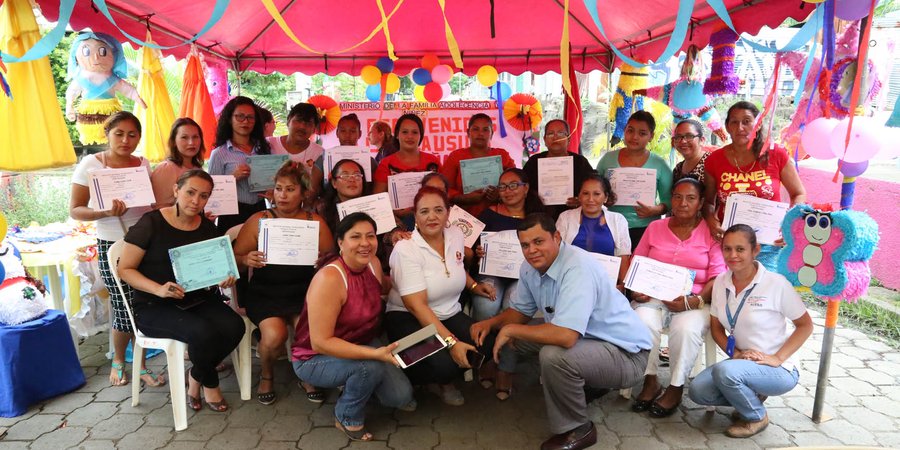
xmin=208 ymin=140 xmax=263 ymax=205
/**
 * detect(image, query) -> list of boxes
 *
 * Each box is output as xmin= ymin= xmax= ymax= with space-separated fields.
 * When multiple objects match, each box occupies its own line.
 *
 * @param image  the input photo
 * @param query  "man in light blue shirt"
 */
xmin=471 ymin=214 xmax=651 ymax=450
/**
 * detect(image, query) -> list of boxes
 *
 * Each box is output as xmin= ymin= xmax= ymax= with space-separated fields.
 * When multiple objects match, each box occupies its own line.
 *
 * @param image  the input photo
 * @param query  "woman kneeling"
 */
xmin=291 ymin=213 xmax=415 ymax=442
xmin=689 ymin=224 xmax=812 ymax=438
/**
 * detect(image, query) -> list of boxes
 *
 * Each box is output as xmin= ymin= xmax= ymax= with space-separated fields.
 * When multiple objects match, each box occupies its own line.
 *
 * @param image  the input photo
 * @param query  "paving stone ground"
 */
xmin=2 ymin=308 xmax=899 ymax=449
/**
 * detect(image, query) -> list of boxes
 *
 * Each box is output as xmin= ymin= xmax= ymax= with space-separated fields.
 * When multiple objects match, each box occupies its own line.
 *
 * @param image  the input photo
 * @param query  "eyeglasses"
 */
xmin=497 ymin=182 xmax=527 ymax=191
xmin=545 ymin=131 xmax=569 ymax=138
xmin=233 ymin=113 xmax=256 ymax=123
xmin=335 ymin=173 xmax=364 ymax=181
xmin=672 ymin=134 xmax=700 ymax=142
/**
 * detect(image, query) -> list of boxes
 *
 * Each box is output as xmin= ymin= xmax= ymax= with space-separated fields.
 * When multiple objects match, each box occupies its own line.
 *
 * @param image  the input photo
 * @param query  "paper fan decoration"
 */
xmin=307 ymin=95 xmax=341 ymax=134
xmin=503 ymin=94 xmax=543 ymax=131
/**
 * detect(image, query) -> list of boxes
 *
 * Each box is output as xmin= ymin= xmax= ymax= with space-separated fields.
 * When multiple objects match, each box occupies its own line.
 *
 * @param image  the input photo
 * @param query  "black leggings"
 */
xmin=384 ymin=311 xmax=496 ymax=385
xmin=133 ymin=297 xmax=245 ymax=388
xmin=629 ymin=226 xmax=648 ymax=253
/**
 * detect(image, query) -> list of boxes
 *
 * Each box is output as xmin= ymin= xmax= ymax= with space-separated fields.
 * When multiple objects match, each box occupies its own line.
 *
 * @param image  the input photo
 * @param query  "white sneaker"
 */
xmin=428 ymin=384 xmax=464 ymax=406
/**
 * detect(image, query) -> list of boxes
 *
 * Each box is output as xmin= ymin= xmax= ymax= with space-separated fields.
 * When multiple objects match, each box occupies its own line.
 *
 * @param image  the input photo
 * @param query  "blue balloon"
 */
xmin=365 ymin=84 xmax=382 ymax=102
xmin=487 ymin=81 xmax=512 ymax=100
xmin=412 ymin=68 xmax=432 ymax=85
xmin=376 ymin=56 xmax=394 ymax=74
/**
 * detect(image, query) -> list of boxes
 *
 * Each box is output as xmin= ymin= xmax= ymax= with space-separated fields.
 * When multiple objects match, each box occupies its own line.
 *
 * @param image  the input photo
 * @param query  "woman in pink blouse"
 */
xmin=629 ymin=176 xmax=726 ymax=418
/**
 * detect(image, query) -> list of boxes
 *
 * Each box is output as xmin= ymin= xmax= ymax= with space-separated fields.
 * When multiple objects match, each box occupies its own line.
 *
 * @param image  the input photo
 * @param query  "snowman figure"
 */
xmin=798 ymin=211 xmax=833 ymax=287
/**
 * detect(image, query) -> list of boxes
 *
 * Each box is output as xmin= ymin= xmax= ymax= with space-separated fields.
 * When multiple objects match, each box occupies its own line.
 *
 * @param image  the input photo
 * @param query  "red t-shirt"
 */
xmin=704 ymin=146 xmax=789 ymax=221
xmin=373 ymin=151 xmax=442 ymax=183
xmin=440 ymin=147 xmax=516 ymax=216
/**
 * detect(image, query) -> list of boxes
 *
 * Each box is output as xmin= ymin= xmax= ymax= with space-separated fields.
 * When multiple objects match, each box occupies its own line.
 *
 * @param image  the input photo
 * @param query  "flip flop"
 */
xmin=110 ymin=362 xmax=129 ymax=386
xmin=335 ymin=417 xmax=373 ymax=441
xmin=139 ymin=369 xmax=167 ymax=387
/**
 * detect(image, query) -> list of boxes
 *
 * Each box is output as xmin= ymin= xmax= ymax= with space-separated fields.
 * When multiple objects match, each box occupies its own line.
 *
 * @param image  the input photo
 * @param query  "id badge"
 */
xmin=726 ymin=335 xmax=735 ymax=358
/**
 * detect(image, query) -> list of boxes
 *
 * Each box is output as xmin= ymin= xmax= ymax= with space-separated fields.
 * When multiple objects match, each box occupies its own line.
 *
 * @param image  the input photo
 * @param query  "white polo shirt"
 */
xmin=710 ymin=263 xmax=807 ymax=371
xmin=387 ymin=227 xmax=466 ymax=320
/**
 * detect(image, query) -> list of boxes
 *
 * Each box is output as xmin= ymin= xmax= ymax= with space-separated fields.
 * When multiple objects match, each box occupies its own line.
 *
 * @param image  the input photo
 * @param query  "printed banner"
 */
xmin=319 ymin=101 xmax=529 ymax=166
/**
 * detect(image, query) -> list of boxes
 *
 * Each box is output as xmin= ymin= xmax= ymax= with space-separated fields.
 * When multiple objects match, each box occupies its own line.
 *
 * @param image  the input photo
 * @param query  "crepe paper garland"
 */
xmin=306 ymin=95 xmax=340 ymax=134
xmin=800 ymin=117 xmax=839 ymax=160
xmin=829 ymin=117 xmax=882 ymax=164
xmin=706 ymin=0 xmax=824 ymax=54
xmin=778 ymin=204 xmax=879 ymax=302
xmin=436 ymin=0 xmax=464 ymax=68
xmin=0 ymin=60 xmax=11 ymax=100
xmin=92 ymin=0 xmax=229 ymax=51
xmin=835 ymin=0 xmax=878 ymax=21
xmin=703 ymin=27 xmax=740 ymax=96
xmin=503 ymin=94 xmax=543 ymax=132
xmin=1 ymin=0 xmax=74 ymax=63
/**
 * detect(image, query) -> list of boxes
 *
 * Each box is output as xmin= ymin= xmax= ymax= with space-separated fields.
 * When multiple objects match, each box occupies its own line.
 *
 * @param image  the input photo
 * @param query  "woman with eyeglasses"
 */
xmin=232 ymin=162 xmax=334 ymax=405
xmin=318 ymin=159 xmax=373 ymax=234
xmin=522 ymin=119 xmax=596 ymax=220
xmin=469 ymin=168 xmax=546 ymax=400
xmin=671 ymin=119 xmax=710 ymax=183
xmin=595 ymin=111 xmax=673 ymax=250
xmin=555 ymin=174 xmax=632 ymax=289
xmin=208 ymin=96 xmax=272 ymax=233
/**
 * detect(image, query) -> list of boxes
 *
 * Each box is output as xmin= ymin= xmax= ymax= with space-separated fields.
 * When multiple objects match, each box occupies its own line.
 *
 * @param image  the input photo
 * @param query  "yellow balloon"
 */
xmin=476 ymin=65 xmax=499 ymax=87
xmin=385 ymin=73 xmax=401 ymax=94
xmin=361 ymin=65 xmax=382 ymax=85
xmin=414 ymin=85 xmax=426 ymax=102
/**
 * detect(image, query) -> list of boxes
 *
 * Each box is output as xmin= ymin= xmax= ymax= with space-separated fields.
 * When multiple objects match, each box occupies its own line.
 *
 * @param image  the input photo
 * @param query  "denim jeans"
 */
xmin=292 ymin=340 xmax=414 ymax=427
xmin=471 ymin=275 xmax=518 ymax=322
xmin=688 ymin=359 xmax=800 ymax=421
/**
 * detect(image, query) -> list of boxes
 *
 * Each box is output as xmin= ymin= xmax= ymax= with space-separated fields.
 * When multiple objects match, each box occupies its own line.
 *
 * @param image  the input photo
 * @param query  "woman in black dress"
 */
xmin=232 ymin=161 xmax=334 ymax=405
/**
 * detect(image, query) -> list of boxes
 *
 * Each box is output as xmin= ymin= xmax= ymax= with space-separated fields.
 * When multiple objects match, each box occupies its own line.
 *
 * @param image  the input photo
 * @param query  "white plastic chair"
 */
xmin=107 ymin=241 xmax=188 ymax=431
xmin=225 ymin=225 xmax=253 ymax=401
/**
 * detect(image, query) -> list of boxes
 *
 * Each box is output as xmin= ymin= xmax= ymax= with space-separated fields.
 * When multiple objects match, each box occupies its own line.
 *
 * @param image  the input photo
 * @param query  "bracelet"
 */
xmin=695 ymin=295 xmax=705 ymax=309
xmin=470 ymin=281 xmax=478 ymax=291
xmin=683 ymin=295 xmax=691 ymax=311
xmin=444 ymin=335 xmax=458 ymax=348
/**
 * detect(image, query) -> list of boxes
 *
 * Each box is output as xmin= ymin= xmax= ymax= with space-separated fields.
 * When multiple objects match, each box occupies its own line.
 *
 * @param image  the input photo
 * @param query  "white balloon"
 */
xmin=829 ymin=117 xmax=883 ymax=163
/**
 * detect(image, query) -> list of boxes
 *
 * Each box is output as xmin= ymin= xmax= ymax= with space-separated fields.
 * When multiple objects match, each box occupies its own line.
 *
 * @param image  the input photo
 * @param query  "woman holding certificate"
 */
xmin=151 ymin=118 xmax=205 ymax=208
xmin=233 ymin=162 xmax=334 ymax=405
xmin=208 ymin=96 xmax=272 ymax=233
xmin=595 ymin=111 xmax=673 ymax=251
xmin=629 ymin=177 xmax=726 ymax=418
xmin=318 ymin=159 xmax=372 ymax=235
xmin=385 ymin=187 xmax=497 ymax=406
xmin=372 ymin=114 xmax=441 ymax=195
xmin=689 ymin=225 xmax=812 ymax=438
xmin=702 ymin=101 xmax=806 ymax=239
xmin=292 ymin=213 xmax=415 ymax=442
xmin=118 ymin=170 xmax=246 ymax=412
xmin=556 ymin=174 xmax=632 ymax=286
xmin=69 ymin=111 xmax=163 ymax=388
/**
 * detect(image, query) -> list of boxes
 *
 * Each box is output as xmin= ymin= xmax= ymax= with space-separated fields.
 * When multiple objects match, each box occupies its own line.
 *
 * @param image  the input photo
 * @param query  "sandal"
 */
xmin=299 ymin=381 xmax=325 ymax=403
xmin=257 ymin=376 xmax=276 ymax=405
xmin=205 ymin=398 xmax=229 ymax=412
xmin=139 ymin=369 xmax=167 ymax=387
xmin=479 ymin=377 xmax=495 ymax=389
xmin=495 ymin=387 xmax=513 ymax=401
xmin=187 ymin=394 xmax=202 ymax=411
xmin=335 ymin=416 xmax=373 ymax=441
xmin=109 ymin=362 xmax=129 ymax=386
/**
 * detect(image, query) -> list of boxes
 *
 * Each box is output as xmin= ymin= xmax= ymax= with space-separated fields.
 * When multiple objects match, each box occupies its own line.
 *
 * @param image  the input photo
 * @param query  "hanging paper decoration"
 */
xmin=307 ymin=95 xmax=340 ymax=134
xmin=0 ymin=59 xmax=11 ymax=99
xmin=703 ymin=26 xmax=739 ymax=96
xmin=609 ymin=63 xmax=648 ymax=146
xmin=503 ymin=94 xmax=543 ymax=132
xmin=178 ymin=49 xmax=217 ymax=159
xmin=135 ymin=31 xmax=176 ymax=163
xmin=65 ymin=32 xmax=147 ymax=145
xmin=205 ymin=60 xmax=231 ymax=115
xmin=778 ymin=204 xmax=879 ymax=302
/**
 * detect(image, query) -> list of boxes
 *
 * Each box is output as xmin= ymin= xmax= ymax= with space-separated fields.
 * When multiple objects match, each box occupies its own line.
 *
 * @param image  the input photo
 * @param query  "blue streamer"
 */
xmin=823 ymin=0 xmax=836 ymax=69
xmin=583 ymin=0 xmax=694 ymax=67
xmin=91 ymin=0 xmax=231 ymax=50
xmin=0 ymin=69 xmax=11 ymax=100
xmin=707 ymin=0 xmax=823 ymax=53
xmin=794 ymin=34 xmax=818 ymax=107
xmin=0 ymin=0 xmax=76 ymax=63
xmin=494 ymin=84 xmax=507 ymax=138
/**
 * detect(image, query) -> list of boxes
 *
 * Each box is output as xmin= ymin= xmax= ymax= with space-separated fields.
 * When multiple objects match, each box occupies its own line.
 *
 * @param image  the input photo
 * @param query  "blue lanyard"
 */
xmin=725 ymin=284 xmax=756 ymax=334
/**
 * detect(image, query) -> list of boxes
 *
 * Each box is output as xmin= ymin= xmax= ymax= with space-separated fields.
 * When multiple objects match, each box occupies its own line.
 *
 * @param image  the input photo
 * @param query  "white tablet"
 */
xmin=391 ymin=324 xmax=447 ymax=369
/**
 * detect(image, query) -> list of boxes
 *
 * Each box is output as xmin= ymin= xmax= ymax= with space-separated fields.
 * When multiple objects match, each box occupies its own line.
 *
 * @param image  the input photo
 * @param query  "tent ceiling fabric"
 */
xmin=37 ymin=0 xmax=812 ymax=75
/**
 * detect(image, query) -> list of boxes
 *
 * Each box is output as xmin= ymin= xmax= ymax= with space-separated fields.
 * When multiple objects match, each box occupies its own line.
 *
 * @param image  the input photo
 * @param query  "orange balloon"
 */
xmin=421 ymin=53 xmax=441 ymax=71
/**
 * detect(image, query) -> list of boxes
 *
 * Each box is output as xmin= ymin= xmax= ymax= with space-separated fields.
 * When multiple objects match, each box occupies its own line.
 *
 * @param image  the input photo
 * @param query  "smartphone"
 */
xmin=466 ymin=350 xmax=486 ymax=369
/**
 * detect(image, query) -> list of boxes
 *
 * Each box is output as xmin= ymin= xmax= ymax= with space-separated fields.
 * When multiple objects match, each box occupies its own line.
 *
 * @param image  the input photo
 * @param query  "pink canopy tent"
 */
xmin=37 ymin=0 xmax=812 ymax=76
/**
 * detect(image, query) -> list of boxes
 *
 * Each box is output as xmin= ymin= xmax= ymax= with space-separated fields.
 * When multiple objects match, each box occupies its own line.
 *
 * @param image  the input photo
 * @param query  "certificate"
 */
xmin=722 ymin=194 xmax=789 ymax=245
xmin=247 ymin=154 xmax=290 ymax=192
xmin=607 ymin=167 xmax=657 ymax=206
xmin=537 ymin=158 xmax=574 ymax=205
xmin=479 ymin=230 xmax=526 ymax=279
xmin=206 ymin=175 xmax=239 ymax=216
xmin=460 ymin=155 xmax=502 ymax=194
xmin=446 ymin=205 xmax=486 ymax=247
xmin=169 ymin=236 xmax=240 ymax=293
xmin=324 ymin=146 xmax=373 ymax=181
xmin=387 ymin=171 xmax=429 ymax=209
xmin=589 ymin=253 xmax=622 ymax=284
xmin=337 ymin=193 xmax=396 ymax=235
xmin=624 ymin=255 xmax=695 ymax=301
xmin=258 ymin=218 xmax=319 ymax=266
xmin=88 ymin=167 xmax=154 ymax=211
